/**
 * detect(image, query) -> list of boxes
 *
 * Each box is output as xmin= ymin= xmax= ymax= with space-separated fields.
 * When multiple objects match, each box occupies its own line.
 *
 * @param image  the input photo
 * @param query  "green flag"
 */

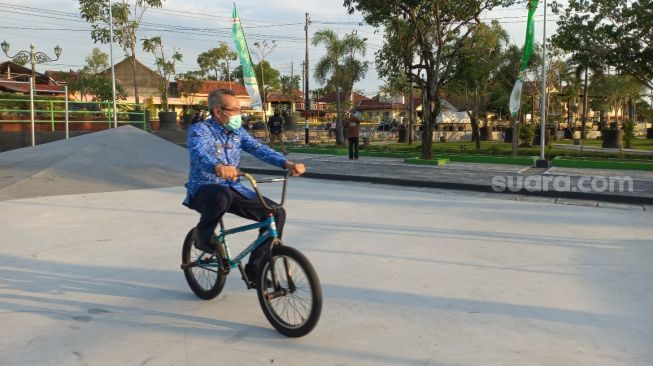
xmin=232 ymin=3 xmax=262 ymax=109
xmin=510 ymin=0 xmax=539 ymax=116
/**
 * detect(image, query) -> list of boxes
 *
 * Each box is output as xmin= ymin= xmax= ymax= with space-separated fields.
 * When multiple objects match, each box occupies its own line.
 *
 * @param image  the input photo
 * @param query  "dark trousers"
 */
xmin=348 ymin=137 xmax=359 ymax=159
xmin=190 ymin=185 xmax=286 ymax=268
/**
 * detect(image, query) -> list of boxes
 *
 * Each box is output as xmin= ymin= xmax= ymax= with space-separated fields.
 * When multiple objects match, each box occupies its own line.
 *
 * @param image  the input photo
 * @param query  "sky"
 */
xmin=0 ymin=0 xmax=562 ymax=96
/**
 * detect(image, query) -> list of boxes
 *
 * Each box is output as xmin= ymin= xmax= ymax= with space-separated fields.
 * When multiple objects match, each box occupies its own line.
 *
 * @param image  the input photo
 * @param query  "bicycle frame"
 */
xmin=217 ymin=214 xmax=279 ymax=269
xmin=191 ymin=171 xmax=290 ymax=286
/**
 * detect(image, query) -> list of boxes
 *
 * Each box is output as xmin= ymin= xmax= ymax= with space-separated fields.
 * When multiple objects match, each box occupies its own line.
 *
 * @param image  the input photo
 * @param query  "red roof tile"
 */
xmin=266 ymin=90 xmax=303 ymax=102
xmin=0 ymin=80 xmax=63 ymax=93
xmin=316 ymin=91 xmax=369 ymax=104
xmin=355 ymin=99 xmax=406 ymax=110
xmin=178 ymin=80 xmax=248 ymax=96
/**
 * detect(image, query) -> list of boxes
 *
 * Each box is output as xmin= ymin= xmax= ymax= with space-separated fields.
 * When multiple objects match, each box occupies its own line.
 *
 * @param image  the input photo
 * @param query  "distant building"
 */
xmin=265 ymin=90 xmax=304 ymax=113
xmin=0 ymin=61 xmax=64 ymax=96
xmin=99 ymin=56 xmax=164 ymax=104
xmin=355 ymin=97 xmax=406 ymax=123
xmin=175 ymin=80 xmax=251 ymax=110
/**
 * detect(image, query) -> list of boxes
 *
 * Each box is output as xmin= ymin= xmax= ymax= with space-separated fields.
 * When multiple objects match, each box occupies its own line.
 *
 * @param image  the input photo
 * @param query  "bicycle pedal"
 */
xmin=220 ymin=258 xmax=231 ymax=275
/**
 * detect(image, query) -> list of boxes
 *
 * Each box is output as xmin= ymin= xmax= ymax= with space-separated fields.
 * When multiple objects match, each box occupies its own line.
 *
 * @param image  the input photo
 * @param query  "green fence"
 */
xmin=0 ymin=97 xmax=148 ymax=131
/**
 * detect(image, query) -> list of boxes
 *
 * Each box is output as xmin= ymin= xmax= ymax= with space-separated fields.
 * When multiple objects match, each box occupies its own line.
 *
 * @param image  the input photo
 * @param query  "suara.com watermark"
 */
xmin=491 ymin=175 xmax=634 ymax=193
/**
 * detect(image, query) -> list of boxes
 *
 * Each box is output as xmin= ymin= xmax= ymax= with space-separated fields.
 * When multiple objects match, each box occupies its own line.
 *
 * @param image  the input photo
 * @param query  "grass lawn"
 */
xmin=349 ymin=140 xmax=653 ymax=160
xmin=555 ymin=138 xmax=653 ymax=151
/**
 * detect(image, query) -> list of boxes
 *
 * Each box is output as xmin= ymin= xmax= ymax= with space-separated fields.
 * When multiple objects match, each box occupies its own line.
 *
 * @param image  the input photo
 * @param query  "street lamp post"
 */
xmin=1 ymin=41 xmax=62 ymax=87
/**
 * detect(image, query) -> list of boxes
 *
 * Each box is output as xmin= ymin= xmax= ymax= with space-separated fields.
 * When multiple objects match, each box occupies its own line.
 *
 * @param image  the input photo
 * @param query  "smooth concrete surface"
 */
xmin=1 ymin=180 xmax=651 ymax=366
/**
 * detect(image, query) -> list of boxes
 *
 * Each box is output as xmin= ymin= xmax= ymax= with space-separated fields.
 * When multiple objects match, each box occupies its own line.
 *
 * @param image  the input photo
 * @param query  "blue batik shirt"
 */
xmin=184 ymin=117 xmax=287 ymax=204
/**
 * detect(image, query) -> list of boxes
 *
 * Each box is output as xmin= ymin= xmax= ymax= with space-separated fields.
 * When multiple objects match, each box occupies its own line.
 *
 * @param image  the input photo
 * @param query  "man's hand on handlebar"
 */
xmin=215 ymin=164 xmax=239 ymax=181
xmin=284 ymin=161 xmax=306 ymax=177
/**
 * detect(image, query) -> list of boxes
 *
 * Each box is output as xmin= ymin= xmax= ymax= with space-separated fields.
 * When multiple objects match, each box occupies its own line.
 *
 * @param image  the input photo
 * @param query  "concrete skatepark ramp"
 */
xmin=0 ymin=126 xmax=188 ymax=201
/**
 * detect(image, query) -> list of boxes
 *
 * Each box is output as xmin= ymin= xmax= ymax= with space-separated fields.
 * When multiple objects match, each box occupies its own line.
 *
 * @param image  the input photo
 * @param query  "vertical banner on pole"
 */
xmin=232 ymin=4 xmax=262 ymax=109
xmin=509 ymin=0 xmax=539 ymax=117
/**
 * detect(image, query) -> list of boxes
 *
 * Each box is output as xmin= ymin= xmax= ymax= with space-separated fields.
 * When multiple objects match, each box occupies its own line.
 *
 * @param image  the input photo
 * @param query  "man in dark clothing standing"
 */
xmin=267 ymin=109 xmax=288 ymax=155
xmin=346 ymin=113 xmax=361 ymax=160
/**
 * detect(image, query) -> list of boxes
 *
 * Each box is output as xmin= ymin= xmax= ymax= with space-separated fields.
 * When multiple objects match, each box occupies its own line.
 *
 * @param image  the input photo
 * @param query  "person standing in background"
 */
xmin=346 ymin=112 xmax=361 ymax=160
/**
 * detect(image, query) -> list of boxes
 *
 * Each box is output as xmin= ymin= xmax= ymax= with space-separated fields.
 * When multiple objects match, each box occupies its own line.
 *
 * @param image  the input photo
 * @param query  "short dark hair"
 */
xmin=208 ymin=88 xmax=237 ymax=116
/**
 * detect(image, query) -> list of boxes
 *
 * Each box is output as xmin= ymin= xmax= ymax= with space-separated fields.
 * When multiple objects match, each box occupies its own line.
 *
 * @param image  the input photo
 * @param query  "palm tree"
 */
xmin=312 ymin=29 xmax=368 ymax=145
xmin=565 ymin=55 xmax=605 ymax=137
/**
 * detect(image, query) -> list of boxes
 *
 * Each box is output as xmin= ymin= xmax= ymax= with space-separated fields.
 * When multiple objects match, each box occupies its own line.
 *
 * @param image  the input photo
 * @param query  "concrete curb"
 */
xmin=242 ymin=167 xmax=653 ymax=205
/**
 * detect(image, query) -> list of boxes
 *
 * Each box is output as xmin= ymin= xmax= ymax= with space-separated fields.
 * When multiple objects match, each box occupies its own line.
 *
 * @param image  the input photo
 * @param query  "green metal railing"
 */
xmin=0 ymin=98 xmax=148 ymax=131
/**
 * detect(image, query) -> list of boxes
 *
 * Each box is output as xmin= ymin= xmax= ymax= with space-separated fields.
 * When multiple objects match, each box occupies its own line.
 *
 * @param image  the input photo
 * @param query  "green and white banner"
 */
xmin=232 ymin=4 xmax=262 ymax=109
xmin=510 ymin=0 xmax=539 ymax=116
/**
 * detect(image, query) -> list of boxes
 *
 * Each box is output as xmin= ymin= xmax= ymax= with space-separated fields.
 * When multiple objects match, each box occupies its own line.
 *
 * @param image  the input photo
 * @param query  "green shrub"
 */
xmin=622 ymin=120 xmax=635 ymax=149
xmin=519 ymin=124 xmax=535 ymax=146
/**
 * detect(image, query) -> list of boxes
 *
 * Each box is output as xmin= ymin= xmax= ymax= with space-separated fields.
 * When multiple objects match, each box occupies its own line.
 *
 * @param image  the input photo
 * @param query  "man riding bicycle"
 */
xmin=184 ymin=88 xmax=305 ymax=286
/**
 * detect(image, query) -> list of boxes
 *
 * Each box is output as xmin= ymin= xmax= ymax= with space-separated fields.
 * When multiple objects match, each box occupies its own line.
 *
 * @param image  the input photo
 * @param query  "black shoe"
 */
xmin=244 ymin=263 xmax=258 ymax=289
xmin=192 ymin=227 xmax=218 ymax=253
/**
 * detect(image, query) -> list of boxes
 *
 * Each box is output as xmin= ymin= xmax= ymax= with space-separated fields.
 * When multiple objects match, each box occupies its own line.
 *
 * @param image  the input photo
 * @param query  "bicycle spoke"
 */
xmin=262 ymin=254 xmax=315 ymax=327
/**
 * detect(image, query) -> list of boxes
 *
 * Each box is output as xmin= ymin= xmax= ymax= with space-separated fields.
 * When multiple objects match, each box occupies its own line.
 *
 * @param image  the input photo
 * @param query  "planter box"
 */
xmin=601 ymin=129 xmax=623 ymax=149
xmin=159 ymin=111 xmax=178 ymax=131
xmin=533 ymin=128 xmax=555 ymax=146
xmin=503 ymin=127 xmax=514 ymax=143
xmin=563 ymin=128 xmax=574 ymax=139
xmin=480 ymin=126 xmax=493 ymax=141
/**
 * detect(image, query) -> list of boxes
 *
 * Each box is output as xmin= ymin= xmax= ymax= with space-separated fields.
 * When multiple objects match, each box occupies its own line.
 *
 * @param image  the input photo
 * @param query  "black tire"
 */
xmin=257 ymin=246 xmax=322 ymax=337
xmin=181 ymin=228 xmax=227 ymax=300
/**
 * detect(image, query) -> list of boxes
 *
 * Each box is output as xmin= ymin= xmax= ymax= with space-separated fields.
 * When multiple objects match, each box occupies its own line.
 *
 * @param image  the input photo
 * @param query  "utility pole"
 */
xmin=536 ymin=0 xmax=549 ymax=168
xmin=304 ymin=12 xmax=311 ymax=144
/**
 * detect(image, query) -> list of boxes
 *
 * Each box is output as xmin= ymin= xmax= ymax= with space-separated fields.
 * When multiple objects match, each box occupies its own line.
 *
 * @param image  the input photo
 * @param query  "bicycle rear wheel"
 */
xmin=257 ymin=245 xmax=322 ymax=337
xmin=181 ymin=228 xmax=227 ymax=300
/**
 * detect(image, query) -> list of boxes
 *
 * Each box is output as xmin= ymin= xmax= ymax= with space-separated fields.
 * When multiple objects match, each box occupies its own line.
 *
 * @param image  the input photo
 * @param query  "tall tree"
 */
xmin=64 ymin=72 xmax=127 ymax=102
xmin=280 ymin=74 xmax=301 ymax=100
xmin=234 ymin=61 xmax=281 ymax=96
xmin=377 ymin=15 xmax=418 ymax=143
xmin=449 ymin=21 xmax=509 ymax=149
xmin=142 ymin=36 xmax=182 ymax=112
xmin=178 ymin=70 xmax=204 ymax=113
xmin=345 ymin=0 xmax=516 ymax=160
xmin=79 ymin=0 xmax=163 ymax=104
xmin=591 ymin=74 xmax=643 ymax=128
xmin=524 ymin=44 xmax=567 ymax=128
xmin=197 ymin=42 xmax=237 ymax=81
xmin=487 ymin=44 xmax=522 ymax=120
xmin=552 ymin=0 xmax=653 ymax=90
xmin=551 ymin=0 xmax=609 ymax=138
xmin=83 ymin=47 xmax=109 ymax=74
xmin=312 ymin=29 xmax=368 ymax=145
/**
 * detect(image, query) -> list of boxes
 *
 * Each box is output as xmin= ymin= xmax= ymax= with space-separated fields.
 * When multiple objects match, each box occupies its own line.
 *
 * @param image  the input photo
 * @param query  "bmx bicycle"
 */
xmin=180 ymin=171 xmax=322 ymax=337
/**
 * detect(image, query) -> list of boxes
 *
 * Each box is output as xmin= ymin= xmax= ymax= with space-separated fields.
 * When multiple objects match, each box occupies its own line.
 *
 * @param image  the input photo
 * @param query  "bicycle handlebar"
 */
xmin=239 ymin=170 xmax=291 ymax=212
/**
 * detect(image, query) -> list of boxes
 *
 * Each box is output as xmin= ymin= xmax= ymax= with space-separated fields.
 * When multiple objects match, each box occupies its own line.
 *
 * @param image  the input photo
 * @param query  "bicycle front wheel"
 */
xmin=181 ymin=228 xmax=227 ymax=300
xmin=257 ymin=246 xmax=322 ymax=337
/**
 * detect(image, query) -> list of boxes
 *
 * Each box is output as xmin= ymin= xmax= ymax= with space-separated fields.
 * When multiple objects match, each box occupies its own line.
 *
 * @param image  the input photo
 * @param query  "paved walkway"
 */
xmin=147 ymin=130 xmax=653 ymax=204
xmin=241 ymin=153 xmax=653 ymax=205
